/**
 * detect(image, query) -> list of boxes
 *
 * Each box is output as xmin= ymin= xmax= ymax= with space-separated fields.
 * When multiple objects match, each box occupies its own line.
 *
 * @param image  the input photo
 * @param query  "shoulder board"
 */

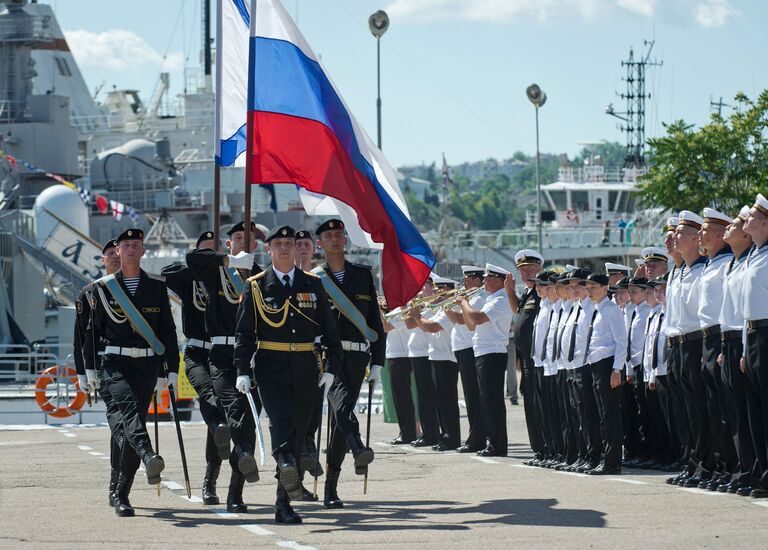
xmin=351 ymin=262 xmax=373 ymax=270
xmin=145 ymin=272 xmax=166 ymax=283
xmin=303 ymin=270 xmax=320 ymax=278
xmin=247 ymin=271 xmax=267 ymax=283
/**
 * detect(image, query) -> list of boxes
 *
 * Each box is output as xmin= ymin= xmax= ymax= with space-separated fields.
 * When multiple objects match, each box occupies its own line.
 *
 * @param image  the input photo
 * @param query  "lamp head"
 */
xmin=526 ymin=84 xmax=547 ymax=107
xmin=369 ymin=10 xmax=390 ymax=38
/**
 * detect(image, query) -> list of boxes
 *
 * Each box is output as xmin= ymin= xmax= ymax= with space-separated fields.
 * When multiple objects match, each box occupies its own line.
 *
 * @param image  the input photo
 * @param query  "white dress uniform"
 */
xmin=532 ymin=297 xmax=553 ymax=368
xmin=544 ymin=299 xmax=564 ymax=377
xmin=385 ymin=316 xmax=418 ymax=443
xmin=626 ymin=301 xmax=652 ymax=374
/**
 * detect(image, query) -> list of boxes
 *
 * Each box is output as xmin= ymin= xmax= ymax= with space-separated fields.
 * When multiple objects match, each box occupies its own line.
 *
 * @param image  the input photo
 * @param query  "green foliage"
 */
xmin=640 ymin=91 xmax=768 ymax=213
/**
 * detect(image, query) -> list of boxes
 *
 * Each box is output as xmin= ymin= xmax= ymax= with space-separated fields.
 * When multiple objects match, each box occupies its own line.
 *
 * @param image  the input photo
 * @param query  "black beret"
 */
xmin=196 ymin=230 xmax=215 ymax=247
xmin=582 ymin=273 xmax=609 ymax=286
xmin=295 ymin=229 xmax=313 ymax=241
xmin=315 ymin=218 xmax=345 ymax=235
xmin=226 ymin=220 xmax=256 ymax=237
xmin=116 ymin=228 xmax=144 ymax=243
xmin=627 ymin=277 xmax=649 ymax=288
xmin=266 ymin=225 xmax=295 ymax=242
xmin=102 ymin=238 xmax=118 ymax=254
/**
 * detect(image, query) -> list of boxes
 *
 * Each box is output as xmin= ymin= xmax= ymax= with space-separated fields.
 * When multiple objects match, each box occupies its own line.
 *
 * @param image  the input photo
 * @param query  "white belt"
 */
xmin=211 ymin=336 xmax=236 ymax=346
xmin=187 ymin=338 xmax=212 ymax=350
xmin=104 ymin=346 xmax=155 ymax=358
xmin=341 ymin=340 xmax=369 ymax=352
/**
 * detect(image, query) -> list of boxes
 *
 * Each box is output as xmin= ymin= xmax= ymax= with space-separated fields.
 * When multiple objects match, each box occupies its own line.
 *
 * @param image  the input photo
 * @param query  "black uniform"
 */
xmin=233 ymin=268 xmax=341 ymax=497
xmin=321 ymin=261 xmax=386 ymax=471
xmin=514 ymin=286 xmax=546 ymax=460
xmin=85 ymin=270 xmax=179 ymax=478
xmin=186 ymin=248 xmax=262 ymax=474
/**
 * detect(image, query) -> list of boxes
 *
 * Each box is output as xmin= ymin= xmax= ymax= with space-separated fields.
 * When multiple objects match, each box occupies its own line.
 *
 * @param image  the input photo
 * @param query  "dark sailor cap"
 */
xmin=295 ymin=229 xmax=313 ymax=241
xmin=266 ymin=225 xmax=296 ymax=242
xmin=315 ymin=218 xmax=345 ymax=235
xmin=582 ymin=273 xmax=609 ymax=286
xmin=196 ymin=230 xmax=215 ymax=247
xmin=116 ymin=228 xmax=144 ymax=243
xmin=226 ymin=220 xmax=256 ymax=237
xmin=627 ymin=277 xmax=649 ymax=288
xmin=102 ymin=238 xmax=118 ymax=254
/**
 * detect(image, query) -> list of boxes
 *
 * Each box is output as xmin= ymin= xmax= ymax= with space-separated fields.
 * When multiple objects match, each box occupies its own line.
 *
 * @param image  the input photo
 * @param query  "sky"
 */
xmin=49 ymin=0 xmax=767 ymax=169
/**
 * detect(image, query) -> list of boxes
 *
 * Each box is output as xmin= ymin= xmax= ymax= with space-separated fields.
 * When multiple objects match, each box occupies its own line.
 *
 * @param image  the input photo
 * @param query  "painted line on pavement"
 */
xmin=276 ymin=541 xmax=317 ymax=550
xmin=161 ymin=480 xmax=184 ymax=491
xmin=608 ymin=477 xmax=647 ymax=485
xmin=77 ymin=445 xmax=93 ymax=451
xmin=677 ymin=487 xmax=728 ymax=496
xmin=471 ymin=456 xmax=498 ymax=465
xmin=88 ymin=451 xmax=103 ymax=456
xmin=241 ymin=524 xmax=275 ymax=536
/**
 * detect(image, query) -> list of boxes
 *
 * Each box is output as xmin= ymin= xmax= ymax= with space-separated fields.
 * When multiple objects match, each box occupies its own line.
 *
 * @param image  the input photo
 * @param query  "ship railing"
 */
xmin=557 ymin=165 xmax=648 ymax=184
xmin=71 ymin=105 xmax=214 ymax=135
xmin=0 ymin=15 xmax=53 ymax=42
xmin=0 ymin=344 xmax=61 ymax=386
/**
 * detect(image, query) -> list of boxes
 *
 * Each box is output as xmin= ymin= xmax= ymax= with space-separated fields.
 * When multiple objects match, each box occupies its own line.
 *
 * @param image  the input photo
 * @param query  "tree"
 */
xmin=639 ymin=91 xmax=768 ymax=213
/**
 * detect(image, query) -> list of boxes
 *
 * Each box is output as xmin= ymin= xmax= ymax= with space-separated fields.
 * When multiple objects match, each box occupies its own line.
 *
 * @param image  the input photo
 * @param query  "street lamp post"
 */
xmin=369 ymin=10 xmax=389 ymax=150
xmin=526 ymin=84 xmax=547 ymax=252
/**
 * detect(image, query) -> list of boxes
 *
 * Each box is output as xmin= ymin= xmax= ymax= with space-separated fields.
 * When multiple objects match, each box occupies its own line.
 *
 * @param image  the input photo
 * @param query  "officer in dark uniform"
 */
xmin=186 ymin=221 xmax=263 ymax=512
xmin=161 ymin=230 xmax=231 ymax=507
xmin=74 ymin=237 xmax=123 ymax=508
xmin=508 ymin=249 xmax=547 ymax=465
xmin=234 ymin=225 xmax=342 ymax=525
xmin=315 ymin=218 xmax=385 ymax=509
xmin=85 ymin=228 xmax=179 ymax=517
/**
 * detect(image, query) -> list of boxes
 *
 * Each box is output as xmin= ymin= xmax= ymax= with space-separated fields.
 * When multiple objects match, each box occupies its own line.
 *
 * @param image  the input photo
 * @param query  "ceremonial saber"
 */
xmin=245 ymin=389 xmax=266 ymax=466
xmin=313 ymin=389 xmax=323 ymax=500
xmin=166 ymin=369 xmax=192 ymax=499
xmin=153 ymin=393 xmax=160 ymax=496
xmin=364 ymin=380 xmax=373 ymax=495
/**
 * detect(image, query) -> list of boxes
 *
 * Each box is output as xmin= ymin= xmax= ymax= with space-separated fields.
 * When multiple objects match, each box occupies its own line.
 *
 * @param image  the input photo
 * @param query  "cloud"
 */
xmin=694 ymin=0 xmax=737 ymax=27
xmin=616 ymin=0 xmax=655 ymax=17
xmin=64 ymin=29 xmax=183 ymax=72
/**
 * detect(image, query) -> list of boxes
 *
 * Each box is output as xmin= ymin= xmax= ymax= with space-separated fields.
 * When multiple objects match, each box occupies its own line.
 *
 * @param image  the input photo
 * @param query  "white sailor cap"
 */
xmin=431 ymin=274 xmax=458 ymax=286
xmin=737 ymin=205 xmax=751 ymax=222
xmin=678 ymin=210 xmax=704 ymax=229
xmin=604 ymin=262 xmax=633 ymax=275
xmin=752 ymin=193 xmax=768 ymax=218
xmin=641 ymin=246 xmax=669 ymax=263
xmin=565 ymin=264 xmax=579 ymax=272
xmin=665 ymin=216 xmax=680 ymax=231
xmin=702 ymin=207 xmax=731 ymax=227
xmin=514 ymin=249 xmax=544 ymax=267
xmin=485 ymin=263 xmax=510 ymax=278
xmin=635 ymin=259 xmax=645 ymax=267
xmin=461 ymin=265 xmax=485 ymax=277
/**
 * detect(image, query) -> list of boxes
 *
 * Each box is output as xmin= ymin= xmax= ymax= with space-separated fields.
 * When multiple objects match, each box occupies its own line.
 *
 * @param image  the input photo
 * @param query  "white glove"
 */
xmin=86 ymin=369 xmax=100 ymax=391
xmin=155 ymin=377 xmax=166 ymax=394
xmin=318 ymin=372 xmax=335 ymax=400
xmin=167 ymin=372 xmax=178 ymax=391
xmin=367 ymin=365 xmax=382 ymax=392
xmin=77 ymin=374 xmax=89 ymax=392
xmin=227 ymin=251 xmax=254 ymax=269
xmin=235 ymin=375 xmax=252 ymax=394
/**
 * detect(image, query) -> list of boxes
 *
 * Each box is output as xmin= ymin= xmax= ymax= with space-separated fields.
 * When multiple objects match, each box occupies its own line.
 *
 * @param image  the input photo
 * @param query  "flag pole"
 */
xmin=213 ymin=0 xmax=223 ymax=251
xmin=214 ymin=164 xmax=221 ymax=250
xmin=243 ymin=0 xmax=258 ymax=252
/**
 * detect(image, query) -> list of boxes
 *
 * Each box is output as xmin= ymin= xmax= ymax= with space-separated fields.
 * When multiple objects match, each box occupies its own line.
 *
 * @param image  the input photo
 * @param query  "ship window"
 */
xmin=55 ymin=56 xmax=72 ymax=77
xmin=609 ymin=191 xmax=619 ymax=210
xmin=572 ymin=191 xmax=589 ymax=211
xmin=549 ymin=190 xmax=567 ymax=210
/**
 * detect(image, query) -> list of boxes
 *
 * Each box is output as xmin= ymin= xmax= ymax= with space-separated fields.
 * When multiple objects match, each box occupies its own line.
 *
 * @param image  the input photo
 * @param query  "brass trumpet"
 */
xmin=431 ymin=286 xmax=483 ymax=311
xmin=384 ymin=288 xmax=452 ymax=320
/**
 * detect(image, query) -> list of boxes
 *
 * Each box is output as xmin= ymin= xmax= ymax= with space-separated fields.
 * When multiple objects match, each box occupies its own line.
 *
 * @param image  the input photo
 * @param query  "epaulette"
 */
xmin=146 ymin=272 xmax=167 ymax=283
xmin=351 ymin=262 xmax=373 ymax=270
xmin=247 ymin=271 xmax=267 ymax=283
xmin=303 ymin=270 xmax=320 ymax=278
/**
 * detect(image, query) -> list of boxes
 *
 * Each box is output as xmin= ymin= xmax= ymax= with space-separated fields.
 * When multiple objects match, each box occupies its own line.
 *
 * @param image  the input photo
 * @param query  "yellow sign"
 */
xmin=176 ymin=353 xmax=198 ymax=399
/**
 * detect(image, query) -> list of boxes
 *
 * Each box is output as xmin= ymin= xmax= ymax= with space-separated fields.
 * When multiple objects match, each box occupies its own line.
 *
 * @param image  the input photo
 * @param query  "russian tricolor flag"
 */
xmin=238 ymin=0 xmax=435 ymax=307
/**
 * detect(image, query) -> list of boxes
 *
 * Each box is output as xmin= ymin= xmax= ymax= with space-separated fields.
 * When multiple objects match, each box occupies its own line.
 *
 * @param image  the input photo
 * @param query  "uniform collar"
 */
xmin=272 ymin=265 xmax=296 ymax=286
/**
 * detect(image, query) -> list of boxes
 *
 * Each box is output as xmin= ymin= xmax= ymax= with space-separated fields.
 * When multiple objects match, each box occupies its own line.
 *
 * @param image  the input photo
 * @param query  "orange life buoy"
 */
xmin=566 ymin=208 xmax=579 ymax=223
xmin=34 ymin=365 xmax=87 ymax=418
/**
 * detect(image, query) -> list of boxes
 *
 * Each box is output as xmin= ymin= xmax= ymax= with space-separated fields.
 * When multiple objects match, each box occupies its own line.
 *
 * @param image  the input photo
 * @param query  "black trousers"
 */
xmin=701 ymin=332 xmax=737 ymax=475
xmin=388 ymin=357 xmax=417 ymax=441
xmin=327 ymin=350 xmax=368 ymax=470
xmin=573 ymin=365 xmax=601 ymax=465
xmin=476 ymin=352 xmax=508 ymax=453
xmin=722 ymin=336 xmax=757 ymax=486
xmin=632 ymin=368 xmax=656 ymax=459
xmin=304 ymin=386 xmax=323 ymax=450
xmin=102 ymin=356 xmax=159 ymax=477
xmin=456 ymin=347 xmax=485 ymax=449
xmin=589 ymin=357 xmax=622 ymax=469
xmin=185 ymin=346 xmax=229 ymax=465
xmin=97 ymin=368 xmax=125 ymax=473
xmin=557 ymin=370 xmax=579 ymax=464
xmin=622 ymin=375 xmax=641 ymax=458
xmin=541 ymin=373 xmax=563 ymax=458
xmin=209 ymin=345 xmax=256 ymax=470
xmin=679 ymin=336 xmax=714 ymax=476
xmin=745 ymin=325 xmax=768 ymax=490
xmin=432 ymin=360 xmax=461 ymax=446
xmin=647 ymin=376 xmax=675 ymax=463
xmin=520 ymin=356 xmax=545 ymax=457
xmin=666 ymin=343 xmax=690 ymax=464
xmin=411 ymin=355 xmax=440 ymax=442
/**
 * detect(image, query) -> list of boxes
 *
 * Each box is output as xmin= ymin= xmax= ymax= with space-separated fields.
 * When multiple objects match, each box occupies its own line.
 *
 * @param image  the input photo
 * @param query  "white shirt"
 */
xmin=743 ymin=244 xmax=768 ymax=321
xmin=429 ymin=310 xmax=457 ymax=362
xmin=407 ymin=325 xmax=430 ymax=358
xmin=559 ymin=298 xmax=594 ymax=370
xmin=554 ymin=300 xmax=574 ymax=371
xmin=642 ymin=305 xmax=667 ymax=383
xmin=449 ymin=291 xmax=486 ymax=351
xmin=720 ymin=251 xmax=749 ymax=331
xmin=472 ymin=288 xmax=514 ymax=357
xmin=272 ymin=265 xmax=296 ymax=286
xmin=676 ymin=257 xmax=707 ymax=335
xmin=665 ymin=265 xmax=683 ymax=337
xmin=385 ymin=319 xmax=409 ymax=359
xmin=698 ymin=249 xmax=733 ymax=329
xmin=584 ymin=296 xmax=628 ymax=372
xmin=626 ymin=301 xmax=651 ymax=372
xmin=532 ymin=298 xmax=553 ymax=367
xmin=544 ymin=299 xmax=565 ymax=375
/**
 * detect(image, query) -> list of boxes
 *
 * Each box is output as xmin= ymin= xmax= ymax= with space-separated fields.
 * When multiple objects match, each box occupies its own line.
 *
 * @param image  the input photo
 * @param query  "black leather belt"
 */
xmin=701 ymin=325 xmax=721 ymax=338
xmin=747 ymin=319 xmax=768 ymax=330
xmin=673 ymin=331 xmax=703 ymax=344
xmin=721 ymin=330 xmax=741 ymax=341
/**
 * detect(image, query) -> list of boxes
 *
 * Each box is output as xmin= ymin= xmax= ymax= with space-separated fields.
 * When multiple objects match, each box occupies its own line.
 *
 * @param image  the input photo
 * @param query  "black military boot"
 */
xmin=346 ymin=433 xmax=374 ymax=475
xmin=275 ymin=484 xmax=302 ymax=524
xmin=108 ymin=468 xmax=120 ymax=507
xmin=226 ymin=469 xmax=248 ymax=513
xmin=213 ymin=423 xmax=231 ymax=461
xmin=323 ymin=468 xmax=344 ymax=509
xmin=202 ymin=463 xmax=221 ymax=505
xmin=236 ymin=448 xmax=259 ymax=483
xmin=276 ymin=451 xmax=303 ymax=500
xmin=113 ymin=474 xmax=135 ymax=517
xmin=297 ymin=471 xmax=319 ymax=502
xmin=138 ymin=443 xmax=165 ymax=485
xmin=300 ymin=436 xmax=324 ymax=477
